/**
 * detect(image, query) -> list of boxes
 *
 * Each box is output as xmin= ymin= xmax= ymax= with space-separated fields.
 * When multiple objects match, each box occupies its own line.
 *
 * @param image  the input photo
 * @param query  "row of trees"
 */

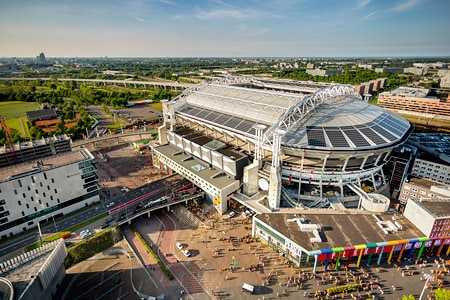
xmin=0 ymin=79 xmax=177 ymax=144
xmin=273 ymin=67 xmax=415 ymax=87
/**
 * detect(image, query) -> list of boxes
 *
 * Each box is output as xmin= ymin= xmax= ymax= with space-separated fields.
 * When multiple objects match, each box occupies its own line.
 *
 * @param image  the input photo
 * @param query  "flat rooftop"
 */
xmin=255 ymin=212 xmax=425 ymax=253
xmin=414 ymin=199 xmax=450 ymax=218
xmin=153 ymin=143 xmax=238 ymax=190
xmin=0 ymin=148 xmax=93 ymax=183
xmin=0 ymin=240 xmax=63 ymax=299
xmin=408 ymin=177 xmax=445 ymax=190
xmin=0 ymin=135 xmax=70 ymax=155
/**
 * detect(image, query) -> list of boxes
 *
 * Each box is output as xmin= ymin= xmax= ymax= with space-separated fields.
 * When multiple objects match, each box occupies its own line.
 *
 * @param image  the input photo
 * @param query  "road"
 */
xmin=0 ymin=205 xmax=106 ymax=259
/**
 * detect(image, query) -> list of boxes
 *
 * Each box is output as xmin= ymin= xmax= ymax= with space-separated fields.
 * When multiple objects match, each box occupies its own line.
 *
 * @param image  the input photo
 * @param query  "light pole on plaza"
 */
xmin=52 ymin=214 xmax=58 ymax=233
xmin=419 ymin=273 xmax=435 ymax=300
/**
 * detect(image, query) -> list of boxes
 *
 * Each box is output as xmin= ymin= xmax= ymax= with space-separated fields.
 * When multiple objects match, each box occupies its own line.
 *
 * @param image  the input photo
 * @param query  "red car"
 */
xmin=61 ymin=233 xmax=72 ymax=239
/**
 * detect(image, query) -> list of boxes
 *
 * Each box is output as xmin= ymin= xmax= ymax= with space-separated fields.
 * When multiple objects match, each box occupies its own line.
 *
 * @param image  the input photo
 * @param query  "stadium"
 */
xmin=152 ymin=76 xmax=414 ymax=214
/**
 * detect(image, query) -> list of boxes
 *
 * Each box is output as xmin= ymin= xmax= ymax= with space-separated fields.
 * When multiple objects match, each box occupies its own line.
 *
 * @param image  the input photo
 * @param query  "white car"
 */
xmin=228 ymin=211 xmax=236 ymax=218
xmin=176 ymin=242 xmax=183 ymax=250
xmin=106 ymin=202 xmax=114 ymax=208
xmin=80 ymin=230 xmax=91 ymax=237
xmin=182 ymin=249 xmax=191 ymax=257
xmin=121 ymin=187 xmax=130 ymax=192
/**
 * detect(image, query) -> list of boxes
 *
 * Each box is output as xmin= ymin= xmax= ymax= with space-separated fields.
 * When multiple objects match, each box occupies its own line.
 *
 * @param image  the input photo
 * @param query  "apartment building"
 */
xmin=0 ymin=135 xmax=71 ymax=168
xmin=411 ymin=157 xmax=450 ymax=184
xmin=378 ymin=87 xmax=450 ymax=119
xmin=0 ymin=148 xmax=99 ymax=238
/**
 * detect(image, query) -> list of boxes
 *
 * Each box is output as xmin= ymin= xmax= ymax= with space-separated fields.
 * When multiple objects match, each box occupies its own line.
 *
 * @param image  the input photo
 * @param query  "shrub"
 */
xmin=130 ymin=225 xmax=174 ymax=280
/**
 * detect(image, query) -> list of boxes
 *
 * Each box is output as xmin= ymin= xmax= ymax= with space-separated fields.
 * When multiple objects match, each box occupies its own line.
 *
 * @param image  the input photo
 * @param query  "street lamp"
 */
xmin=52 ymin=214 xmax=58 ymax=233
xmin=419 ymin=273 xmax=435 ymax=300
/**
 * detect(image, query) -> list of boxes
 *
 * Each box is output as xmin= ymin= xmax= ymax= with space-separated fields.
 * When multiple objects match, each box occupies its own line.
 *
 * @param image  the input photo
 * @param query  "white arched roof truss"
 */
xmin=171 ymin=82 xmax=304 ymax=125
xmin=264 ymin=84 xmax=362 ymax=144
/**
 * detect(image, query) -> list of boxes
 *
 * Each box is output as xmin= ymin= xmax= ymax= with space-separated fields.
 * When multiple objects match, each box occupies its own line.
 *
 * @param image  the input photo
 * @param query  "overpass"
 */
xmin=71 ymin=131 xmax=158 ymax=150
xmin=0 ymin=77 xmax=196 ymax=90
xmin=115 ymin=192 xmax=205 ymax=226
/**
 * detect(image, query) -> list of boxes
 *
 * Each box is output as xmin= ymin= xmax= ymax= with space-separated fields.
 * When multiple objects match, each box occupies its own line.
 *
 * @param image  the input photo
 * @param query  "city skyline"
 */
xmin=0 ymin=0 xmax=449 ymax=58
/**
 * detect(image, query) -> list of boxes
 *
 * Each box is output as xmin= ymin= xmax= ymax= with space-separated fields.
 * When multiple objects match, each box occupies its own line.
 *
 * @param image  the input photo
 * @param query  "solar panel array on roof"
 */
xmin=179 ymin=105 xmax=258 ymax=136
xmin=371 ymin=125 xmax=397 ymax=141
xmin=382 ymin=115 xmax=409 ymax=137
xmin=325 ymin=129 xmax=350 ymax=147
xmin=307 ymin=127 xmax=327 ymax=147
xmin=344 ymin=129 xmax=371 ymax=147
xmin=236 ymin=119 xmax=257 ymax=134
xmin=203 ymin=110 xmax=221 ymax=122
xmin=359 ymin=127 xmax=387 ymax=145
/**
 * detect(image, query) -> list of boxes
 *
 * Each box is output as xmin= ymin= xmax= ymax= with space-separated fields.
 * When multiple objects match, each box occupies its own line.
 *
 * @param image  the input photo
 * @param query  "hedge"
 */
xmin=130 ymin=225 xmax=174 ymax=280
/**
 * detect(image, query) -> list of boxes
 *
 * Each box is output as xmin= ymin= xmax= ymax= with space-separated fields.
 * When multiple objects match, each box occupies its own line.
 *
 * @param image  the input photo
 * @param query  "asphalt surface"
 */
xmin=128 ymin=205 xmax=450 ymax=300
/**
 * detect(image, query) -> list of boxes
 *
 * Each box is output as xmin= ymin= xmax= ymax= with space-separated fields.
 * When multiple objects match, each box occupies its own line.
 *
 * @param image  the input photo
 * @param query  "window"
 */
xmin=31 ymin=176 xmax=35 ymax=183
xmin=39 ymin=182 xmax=43 ymax=187
xmin=34 ymin=207 xmax=37 ymax=212
xmin=21 ymin=211 xmax=25 ymax=216
xmin=26 ymin=204 xmax=29 ymax=209
xmin=38 ymin=200 xmax=42 ymax=204
xmin=47 ymin=185 xmax=50 ymax=190
xmin=14 ymin=190 xmax=17 ymax=195
xmin=43 ymin=173 xmax=47 ymax=180
xmin=31 ymin=196 xmax=34 ymax=201
xmin=23 ymin=193 xmax=26 ymax=198
xmin=51 ymin=178 xmax=54 ymax=183
xmin=18 ymin=179 xmax=22 ymax=187
xmin=55 ymin=189 xmax=57 ymax=194
xmin=18 ymin=201 xmax=21 ymax=206
xmin=43 ymin=192 xmax=46 ymax=197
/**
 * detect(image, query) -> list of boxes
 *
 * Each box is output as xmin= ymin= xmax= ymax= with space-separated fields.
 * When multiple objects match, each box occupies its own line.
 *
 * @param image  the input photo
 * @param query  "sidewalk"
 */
xmin=129 ymin=204 xmax=450 ymax=299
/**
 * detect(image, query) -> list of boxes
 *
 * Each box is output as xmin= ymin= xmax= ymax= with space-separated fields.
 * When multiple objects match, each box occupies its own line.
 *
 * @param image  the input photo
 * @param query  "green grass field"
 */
xmin=149 ymin=102 xmax=163 ymax=111
xmin=0 ymin=101 xmax=36 ymax=138
xmin=0 ymin=101 xmax=39 ymax=118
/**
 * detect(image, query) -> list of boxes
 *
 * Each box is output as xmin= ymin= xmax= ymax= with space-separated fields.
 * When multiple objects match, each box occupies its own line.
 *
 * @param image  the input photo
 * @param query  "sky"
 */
xmin=0 ymin=0 xmax=449 ymax=58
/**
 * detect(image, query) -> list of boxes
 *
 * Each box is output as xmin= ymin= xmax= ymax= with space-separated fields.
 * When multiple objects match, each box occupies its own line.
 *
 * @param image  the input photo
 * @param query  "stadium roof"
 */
xmin=171 ymin=77 xmax=413 ymax=152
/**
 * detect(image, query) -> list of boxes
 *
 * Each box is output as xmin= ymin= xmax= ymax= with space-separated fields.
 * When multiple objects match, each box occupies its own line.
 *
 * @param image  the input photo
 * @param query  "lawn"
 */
xmin=0 ymin=101 xmax=39 ymax=119
xmin=149 ymin=102 xmax=163 ymax=111
xmin=0 ymin=101 xmax=36 ymax=138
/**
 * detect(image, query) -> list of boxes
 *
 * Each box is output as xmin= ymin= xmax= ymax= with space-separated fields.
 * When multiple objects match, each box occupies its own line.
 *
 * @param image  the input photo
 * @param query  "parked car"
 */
xmin=182 ymin=249 xmax=191 ymax=257
xmin=176 ymin=242 xmax=183 ymax=250
xmin=106 ymin=202 xmax=115 ymax=208
xmin=100 ymin=223 xmax=109 ymax=229
xmin=121 ymin=187 xmax=130 ymax=192
xmin=61 ymin=233 xmax=72 ymax=239
xmin=228 ymin=211 xmax=236 ymax=218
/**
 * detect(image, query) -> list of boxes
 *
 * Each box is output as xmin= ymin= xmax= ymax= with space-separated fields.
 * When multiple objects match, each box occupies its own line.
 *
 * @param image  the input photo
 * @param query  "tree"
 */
xmin=435 ymin=288 xmax=450 ymax=299
xmin=29 ymin=126 xmax=43 ymax=139
xmin=54 ymin=121 xmax=66 ymax=135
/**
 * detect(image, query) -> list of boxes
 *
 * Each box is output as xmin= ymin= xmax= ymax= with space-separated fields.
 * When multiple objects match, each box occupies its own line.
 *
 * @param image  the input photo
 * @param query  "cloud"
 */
xmin=391 ymin=0 xmax=423 ymax=12
xmin=132 ymin=16 xmax=147 ymax=22
xmin=356 ymin=0 xmax=373 ymax=9
xmin=195 ymin=8 xmax=266 ymax=20
xmin=259 ymin=28 xmax=270 ymax=35
xmin=361 ymin=10 xmax=377 ymax=22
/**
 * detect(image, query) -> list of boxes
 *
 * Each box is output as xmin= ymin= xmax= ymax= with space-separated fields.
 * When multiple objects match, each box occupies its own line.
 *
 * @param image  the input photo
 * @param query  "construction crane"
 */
xmin=0 ymin=115 xmax=19 ymax=165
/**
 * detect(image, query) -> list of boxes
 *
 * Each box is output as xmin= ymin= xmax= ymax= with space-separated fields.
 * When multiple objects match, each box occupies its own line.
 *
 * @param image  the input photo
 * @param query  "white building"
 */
xmin=0 ymin=148 xmax=99 ymax=238
xmin=152 ymin=76 xmax=413 ymax=214
xmin=411 ymin=157 xmax=450 ymax=184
